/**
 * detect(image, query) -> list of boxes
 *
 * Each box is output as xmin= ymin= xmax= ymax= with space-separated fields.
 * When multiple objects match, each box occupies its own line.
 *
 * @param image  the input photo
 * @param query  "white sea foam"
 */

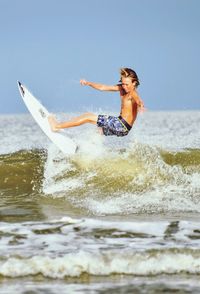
xmin=1 ymin=216 xmax=200 ymax=278
xmin=1 ymin=250 xmax=200 ymax=278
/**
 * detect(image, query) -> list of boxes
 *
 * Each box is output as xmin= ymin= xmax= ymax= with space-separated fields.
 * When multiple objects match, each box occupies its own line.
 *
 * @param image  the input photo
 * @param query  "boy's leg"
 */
xmin=48 ymin=112 xmax=98 ymax=132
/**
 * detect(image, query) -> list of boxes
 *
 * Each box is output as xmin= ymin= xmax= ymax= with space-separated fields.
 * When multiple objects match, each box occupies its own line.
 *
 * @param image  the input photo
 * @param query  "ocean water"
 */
xmin=0 ymin=111 xmax=200 ymax=294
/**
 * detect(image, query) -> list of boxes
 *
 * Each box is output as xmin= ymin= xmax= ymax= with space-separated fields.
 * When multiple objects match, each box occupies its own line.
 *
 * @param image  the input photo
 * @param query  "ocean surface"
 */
xmin=0 ymin=111 xmax=200 ymax=294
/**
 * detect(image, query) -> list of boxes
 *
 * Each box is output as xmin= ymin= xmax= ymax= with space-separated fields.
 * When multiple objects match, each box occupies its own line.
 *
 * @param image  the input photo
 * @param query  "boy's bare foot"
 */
xmin=48 ymin=115 xmax=59 ymax=132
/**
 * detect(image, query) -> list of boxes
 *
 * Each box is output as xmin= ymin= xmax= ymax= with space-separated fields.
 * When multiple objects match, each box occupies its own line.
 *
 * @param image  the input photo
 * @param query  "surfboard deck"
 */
xmin=17 ymin=81 xmax=77 ymax=156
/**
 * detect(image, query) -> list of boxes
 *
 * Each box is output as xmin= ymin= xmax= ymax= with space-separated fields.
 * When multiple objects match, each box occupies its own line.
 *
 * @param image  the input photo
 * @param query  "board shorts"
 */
xmin=97 ymin=115 xmax=132 ymax=137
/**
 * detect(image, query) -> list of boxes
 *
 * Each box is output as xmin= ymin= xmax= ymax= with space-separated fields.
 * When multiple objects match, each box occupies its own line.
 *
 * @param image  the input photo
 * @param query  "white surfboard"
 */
xmin=17 ymin=81 xmax=77 ymax=155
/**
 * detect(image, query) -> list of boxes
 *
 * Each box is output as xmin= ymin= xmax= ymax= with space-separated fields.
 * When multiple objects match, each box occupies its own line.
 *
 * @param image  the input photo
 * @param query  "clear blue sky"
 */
xmin=0 ymin=0 xmax=200 ymax=113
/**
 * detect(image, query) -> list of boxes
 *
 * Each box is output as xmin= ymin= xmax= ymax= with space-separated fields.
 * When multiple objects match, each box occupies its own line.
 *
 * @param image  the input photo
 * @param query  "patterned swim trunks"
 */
xmin=97 ymin=115 xmax=132 ymax=137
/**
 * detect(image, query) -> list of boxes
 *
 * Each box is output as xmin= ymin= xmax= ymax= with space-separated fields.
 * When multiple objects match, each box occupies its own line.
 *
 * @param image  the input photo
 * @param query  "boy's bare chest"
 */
xmin=121 ymin=94 xmax=134 ymax=105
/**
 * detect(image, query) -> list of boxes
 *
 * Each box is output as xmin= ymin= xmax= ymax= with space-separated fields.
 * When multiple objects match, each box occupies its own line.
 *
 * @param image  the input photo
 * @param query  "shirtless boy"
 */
xmin=48 ymin=68 xmax=145 ymax=137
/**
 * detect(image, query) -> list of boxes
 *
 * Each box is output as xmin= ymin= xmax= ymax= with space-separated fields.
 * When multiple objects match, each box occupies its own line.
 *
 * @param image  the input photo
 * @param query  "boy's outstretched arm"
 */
xmin=80 ymin=79 xmax=119 ymax=91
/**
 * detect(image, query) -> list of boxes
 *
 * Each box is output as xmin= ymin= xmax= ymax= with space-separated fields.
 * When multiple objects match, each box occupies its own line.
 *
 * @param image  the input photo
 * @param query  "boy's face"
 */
xmin=121 ymin=77 xmax=135 ymax=93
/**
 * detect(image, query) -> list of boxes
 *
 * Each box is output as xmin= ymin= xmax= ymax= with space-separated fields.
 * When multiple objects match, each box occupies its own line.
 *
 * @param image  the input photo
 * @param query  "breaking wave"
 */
xmin=1 ymin=140 xmax=200 ymax=215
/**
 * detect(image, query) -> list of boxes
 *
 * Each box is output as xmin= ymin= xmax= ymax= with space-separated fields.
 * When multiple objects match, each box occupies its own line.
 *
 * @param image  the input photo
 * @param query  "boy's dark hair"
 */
xmin=119 ymin=68 xmax=140 ymax=87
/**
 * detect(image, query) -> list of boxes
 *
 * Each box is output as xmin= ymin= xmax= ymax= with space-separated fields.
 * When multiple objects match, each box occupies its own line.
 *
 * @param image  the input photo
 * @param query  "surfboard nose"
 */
xmin=17 ymin=81 xmax=25 ymax=96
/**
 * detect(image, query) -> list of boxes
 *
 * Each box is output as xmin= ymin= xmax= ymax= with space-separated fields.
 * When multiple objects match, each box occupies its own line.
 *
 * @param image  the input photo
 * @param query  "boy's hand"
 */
xmin=80 ymin=79 xmax=88 ymax=86
xmin=138 ymin=103 xmax=147 ymax=113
